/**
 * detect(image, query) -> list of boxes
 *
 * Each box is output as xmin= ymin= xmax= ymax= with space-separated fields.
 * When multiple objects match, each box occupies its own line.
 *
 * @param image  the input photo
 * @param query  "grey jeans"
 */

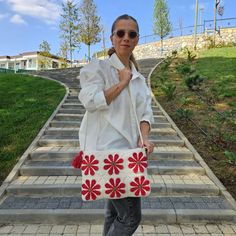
xmin=103 ymin=197 xmax=142 ymax=236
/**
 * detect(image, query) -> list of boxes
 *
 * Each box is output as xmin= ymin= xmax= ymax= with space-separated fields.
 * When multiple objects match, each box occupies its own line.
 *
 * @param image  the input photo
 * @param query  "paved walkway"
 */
xmin=0 ymin=58 xmax=235 ymax=235
xmin=1 ymin=223 xmax=236 ymax=235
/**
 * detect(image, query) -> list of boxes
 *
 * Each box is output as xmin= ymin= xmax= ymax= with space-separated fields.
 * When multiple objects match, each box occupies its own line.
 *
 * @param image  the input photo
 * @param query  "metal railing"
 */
xmin=0 ymin=68 xmax=32 ymax=74
xmin=138 ymin=17 xmax=236 ymax=45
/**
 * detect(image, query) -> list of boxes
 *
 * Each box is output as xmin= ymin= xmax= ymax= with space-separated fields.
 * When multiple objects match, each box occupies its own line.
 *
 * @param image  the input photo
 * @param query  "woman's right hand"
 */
xmin=118 ymin=68 xmax=132 ymax=86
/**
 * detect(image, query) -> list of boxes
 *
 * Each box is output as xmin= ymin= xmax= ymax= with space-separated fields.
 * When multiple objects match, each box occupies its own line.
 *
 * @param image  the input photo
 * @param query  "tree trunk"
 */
xmin=88 ymin=44 xmax=91 ymax=62
xmin=161 ymin=38 xmax=163 ymax=56
xmin=70 ymin=50 xmax=73 ymax=68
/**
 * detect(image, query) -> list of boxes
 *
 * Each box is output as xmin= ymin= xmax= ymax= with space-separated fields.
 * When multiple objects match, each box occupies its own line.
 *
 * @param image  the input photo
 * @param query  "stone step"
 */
xmin=0 ymin=196 xmax=235 ymax=224
xmin=66 ymin=95 xmax=78 ymax=99
xmin=44 ymin=127 xmax=177 ymax=136
xmin=58 ymin=108 xmax=85 ymax=114
xmin=7 ymin=182 xmax=219 ymax=197
xmin=54 ymin=114 xmax=83 ymax=121
xmin=49 ymin=121 xmax=81 ymax=128
xmin=56 ymin=109 xmax=159 ymax=116
xmin=64 ymin=99 xmax=80 ymax=103
xmin=20 ymin=161 xmax=205 ymax=176
xmin=30 ymin=146 xmax=194 ymax=161
xmin=11 ymin=173 xmax=216 ymax=187
xmin=49 ymin=120 xmax=171 ymax=129
xmin=54 ymin=113 xmax=168 ymax=122
xmin=57 ymin=109 xmax=162 ymax=116
xmin=61 ymin=103 xmax=84 ymax=109
xmin=69 ymin=88 xmax=80 ymax=94
xmin=38 ymin=138 xmax=78 ymax=147
xmin=37 ymin=137 xmax=185 ymax=147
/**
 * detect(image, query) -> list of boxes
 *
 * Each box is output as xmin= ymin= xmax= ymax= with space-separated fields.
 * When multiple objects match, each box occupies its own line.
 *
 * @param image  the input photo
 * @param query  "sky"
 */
xmin=0 ymin=0 xmax=235 ymax=60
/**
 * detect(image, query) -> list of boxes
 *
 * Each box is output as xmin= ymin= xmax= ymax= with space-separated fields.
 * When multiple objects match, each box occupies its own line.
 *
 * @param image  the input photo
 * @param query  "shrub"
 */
xmin=224 ymin=151 xmax=236 ymax=165
xmin=175 ymin=63 xmax=194 ymax=75
xmin=182 ymin=47 xmax=196 ymax=62
xmin=175 ymin=108 xmax=193 ymax=120
xmin=171 ymin=50 xmax=178 ymax=57
xmin=204 ymin=36 xmax=215 ymax=49
xmin=160 ymin=59 xmax=171 ymax=71
xmin=160 ymin=82 xmax=176 ymax=100
xmin=184 ymin=73 xmax=205 ymax=90
xmin=179 ymin=96 xmax=191 ymax=106
xmin=159 ymin=72 xmax=169 ymax=83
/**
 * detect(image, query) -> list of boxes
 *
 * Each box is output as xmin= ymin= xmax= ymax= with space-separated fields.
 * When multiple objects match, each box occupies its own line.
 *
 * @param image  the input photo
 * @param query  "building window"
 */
xmin=28 ymin=59 xmax=36 ymax=68
xmin=0 ymin=63 xmax=6 ymax=68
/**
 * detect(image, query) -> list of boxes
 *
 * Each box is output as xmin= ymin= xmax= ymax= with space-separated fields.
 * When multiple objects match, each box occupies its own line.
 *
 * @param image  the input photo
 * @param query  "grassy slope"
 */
xmin=0 ymin=73 xmax=65 ymax=183
xmin=151 ymin=47 xmax=236 ymax=198
xmin=195 ymin=47 xmax=236 ymax=107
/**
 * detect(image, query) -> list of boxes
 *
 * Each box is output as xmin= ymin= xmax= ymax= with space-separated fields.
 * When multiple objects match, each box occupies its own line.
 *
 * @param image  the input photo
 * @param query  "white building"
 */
xmin=0 ymin=51 xmax=69 ymax=71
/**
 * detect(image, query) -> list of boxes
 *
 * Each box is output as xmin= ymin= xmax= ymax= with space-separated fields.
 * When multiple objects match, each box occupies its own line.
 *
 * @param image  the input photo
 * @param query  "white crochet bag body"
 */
xmin=80 ymin=86 xmax=151 ymax=201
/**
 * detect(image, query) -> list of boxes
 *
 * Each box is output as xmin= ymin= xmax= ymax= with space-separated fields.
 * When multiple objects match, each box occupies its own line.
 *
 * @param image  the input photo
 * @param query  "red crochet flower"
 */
xmin=104 ymin=153 xmax=124 ymax=175
xmin=105 ymin=178 xmax=126 ymax=198
xmin=82 ymin=179 xmax=101 ymax=201
xmin=81 ymin=154 xmax=99 ymax=175
xmin=128 ymin=151 xmax=148 ymax=173
xmin=130 ymin=176 xmax=150 ymax=196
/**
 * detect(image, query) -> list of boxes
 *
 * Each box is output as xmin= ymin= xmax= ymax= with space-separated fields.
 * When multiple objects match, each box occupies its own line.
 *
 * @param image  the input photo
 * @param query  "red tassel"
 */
xmin=71 ymin=151 xmax=83 ymax=169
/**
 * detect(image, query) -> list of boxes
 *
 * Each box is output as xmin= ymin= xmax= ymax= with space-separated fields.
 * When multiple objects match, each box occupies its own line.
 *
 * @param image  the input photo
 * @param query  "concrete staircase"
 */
xmin=0 ymin=58 xmax=235 ymax=226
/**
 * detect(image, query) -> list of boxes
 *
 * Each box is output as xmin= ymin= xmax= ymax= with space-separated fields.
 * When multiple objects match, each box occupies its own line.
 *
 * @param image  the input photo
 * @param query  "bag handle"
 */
xmin=127 ymin=85 xmax=144 ymax=145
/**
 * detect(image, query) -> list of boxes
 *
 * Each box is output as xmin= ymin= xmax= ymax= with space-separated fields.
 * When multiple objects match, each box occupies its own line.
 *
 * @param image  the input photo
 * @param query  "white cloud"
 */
xmin=7 ymin=0 xmax=61 ymax=24
xmin=10 ymin=14 xmax=27 ymax=25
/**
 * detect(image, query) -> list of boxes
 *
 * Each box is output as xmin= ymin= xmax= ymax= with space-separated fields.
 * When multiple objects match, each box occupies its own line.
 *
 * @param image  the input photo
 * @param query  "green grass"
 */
xmin=0 ymin=73 xmax=66 ymax=183
xmin=195 ymin=47 xmax=236 ymax=106
xmin=150 ymin=46 xmax=236 ymax=198
xmin=151 ymin=46 xmax=236 ymax=151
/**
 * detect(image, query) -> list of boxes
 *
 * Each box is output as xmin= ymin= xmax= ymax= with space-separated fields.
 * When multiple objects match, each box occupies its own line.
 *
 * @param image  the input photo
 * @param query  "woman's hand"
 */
xmin=118 ymin=68 xmax=132 ymax=86
xmin=137 ymin=136 xmax=155 ymax=155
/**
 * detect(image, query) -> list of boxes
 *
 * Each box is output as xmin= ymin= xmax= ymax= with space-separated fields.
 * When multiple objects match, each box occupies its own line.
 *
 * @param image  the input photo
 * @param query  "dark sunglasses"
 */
xmin=113 ymin=30 xmax=139 ymax=39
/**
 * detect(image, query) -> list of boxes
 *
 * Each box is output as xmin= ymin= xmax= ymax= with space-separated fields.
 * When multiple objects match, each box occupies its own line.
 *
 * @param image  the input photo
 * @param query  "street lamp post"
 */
xmin=199 ymin=8 xmax=204 ymax=33
xmin=214 ymin=0 xmax=220 ymax=45
xmin=194 ymin=0 xmax=199 ymax=50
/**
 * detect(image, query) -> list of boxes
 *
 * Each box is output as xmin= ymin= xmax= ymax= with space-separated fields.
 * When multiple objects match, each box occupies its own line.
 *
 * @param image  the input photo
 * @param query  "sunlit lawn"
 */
xmin=0 ymin=73 xmax=65 ymax=183
xmin=195 ymin=47 xmax=236 ymax=107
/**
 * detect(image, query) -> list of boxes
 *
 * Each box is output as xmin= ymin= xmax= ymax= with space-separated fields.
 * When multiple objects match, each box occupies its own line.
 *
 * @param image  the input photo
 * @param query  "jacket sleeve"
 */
xmin=140 ymin=83 xmax=154 ymax=129
xmin=78 ymin=59 xmax=109 ymax=112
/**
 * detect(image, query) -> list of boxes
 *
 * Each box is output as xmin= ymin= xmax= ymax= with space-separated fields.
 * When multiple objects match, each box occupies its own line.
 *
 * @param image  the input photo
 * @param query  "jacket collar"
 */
xmin=109 ymin=53 xmax=140 ymax=80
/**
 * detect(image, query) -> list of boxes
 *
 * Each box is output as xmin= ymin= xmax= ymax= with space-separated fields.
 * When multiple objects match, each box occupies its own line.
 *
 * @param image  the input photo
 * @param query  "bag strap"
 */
xmin=127 ymin=85 xmax=144 ymax=145
xmin=82 ymin=81 xmax=144 ymax=150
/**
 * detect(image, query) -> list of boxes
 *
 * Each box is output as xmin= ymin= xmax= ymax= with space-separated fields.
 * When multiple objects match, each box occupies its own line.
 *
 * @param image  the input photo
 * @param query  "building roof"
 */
xmin=0 ymin=51 xmax=70 ymax=62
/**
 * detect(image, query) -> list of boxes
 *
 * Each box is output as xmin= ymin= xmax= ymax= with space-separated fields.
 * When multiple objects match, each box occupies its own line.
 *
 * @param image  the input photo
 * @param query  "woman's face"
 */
xmin=110 ymin=19 xmax=139 ymax=58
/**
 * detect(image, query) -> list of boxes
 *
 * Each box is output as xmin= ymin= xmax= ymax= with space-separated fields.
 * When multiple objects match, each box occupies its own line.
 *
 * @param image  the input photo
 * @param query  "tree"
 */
xmin=38 ymin=40 xmax=51 ymax=69
xmin=58 ymin=40 xmax=69 ymax=68
xmin=39 ymin=40 xmax=51 ymax=52
xmin=153 ymin=0 xmax=172 ymax=55
xmin=79 ymin=0 xmax=102 ymax=61
xmin=60 ymin=0 xmax=80 ymax=67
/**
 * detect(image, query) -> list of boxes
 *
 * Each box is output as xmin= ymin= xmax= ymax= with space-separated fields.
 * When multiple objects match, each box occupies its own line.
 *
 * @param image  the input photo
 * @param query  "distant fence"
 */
xmin=0 ymin=68 xmax=32 ymax=74
xmin=134 ymin=26 xmax=236 ymax=60
xmin=138 ymin=17 xmax=236 ymax=45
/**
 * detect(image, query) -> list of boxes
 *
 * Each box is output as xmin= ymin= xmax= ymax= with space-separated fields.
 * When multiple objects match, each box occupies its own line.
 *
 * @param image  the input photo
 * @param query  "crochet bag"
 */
xmin=72 ymin=87 xmax=151 ymax=201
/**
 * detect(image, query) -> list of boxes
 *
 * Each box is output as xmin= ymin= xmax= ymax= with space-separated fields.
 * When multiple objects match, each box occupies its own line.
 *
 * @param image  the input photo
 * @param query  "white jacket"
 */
xmin=78 ymin=53 xmax=154 ymax=150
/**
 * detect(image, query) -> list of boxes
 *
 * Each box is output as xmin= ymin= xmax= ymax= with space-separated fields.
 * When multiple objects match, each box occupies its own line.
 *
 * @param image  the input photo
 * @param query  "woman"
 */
xmin=78 ymin=14 xmax=154 ymax=236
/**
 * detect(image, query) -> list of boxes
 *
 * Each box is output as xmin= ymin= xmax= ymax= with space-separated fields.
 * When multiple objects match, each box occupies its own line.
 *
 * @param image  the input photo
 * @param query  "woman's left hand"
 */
xmin=137 ymin=136 xmax=155 ymax=155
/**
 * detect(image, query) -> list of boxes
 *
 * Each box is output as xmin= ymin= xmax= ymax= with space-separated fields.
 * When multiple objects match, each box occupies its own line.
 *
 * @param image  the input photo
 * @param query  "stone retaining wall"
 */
xmin=133 ymin=27 xmax=236 ymax=59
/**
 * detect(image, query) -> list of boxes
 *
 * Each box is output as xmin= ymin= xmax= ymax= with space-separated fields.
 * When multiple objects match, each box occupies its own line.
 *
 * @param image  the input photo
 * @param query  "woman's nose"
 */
xmin=123 ymin=33 xmax=130 ymax=41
